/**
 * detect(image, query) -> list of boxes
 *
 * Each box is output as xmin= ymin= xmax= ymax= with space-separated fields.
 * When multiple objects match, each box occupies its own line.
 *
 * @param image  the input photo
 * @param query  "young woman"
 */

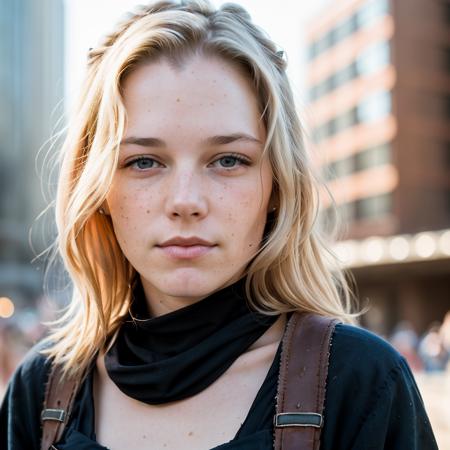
xmin=0 ymin=1 xmax=438 ymax=449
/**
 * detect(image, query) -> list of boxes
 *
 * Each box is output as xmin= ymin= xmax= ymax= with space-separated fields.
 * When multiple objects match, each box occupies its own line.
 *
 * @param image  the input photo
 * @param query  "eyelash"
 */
xmin=124 ymin=156 xmax=163 ymax=170
xmin=124 ymin=153 xmax=252 ymax=171
xmin=211 ymin=153 xmax=251 ymax=169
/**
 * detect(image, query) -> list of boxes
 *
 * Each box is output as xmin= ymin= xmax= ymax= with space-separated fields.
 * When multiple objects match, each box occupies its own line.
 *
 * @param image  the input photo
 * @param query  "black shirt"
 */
xmin=0 ymin=323 xmax=438 ymax=449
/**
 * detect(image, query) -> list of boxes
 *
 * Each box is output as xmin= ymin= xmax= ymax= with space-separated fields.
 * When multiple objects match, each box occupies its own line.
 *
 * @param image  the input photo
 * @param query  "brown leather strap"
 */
xmin=274 ymin=312 xmax=340 ymax=450
xmin=40 ymin=364 xmax=80 ymax=450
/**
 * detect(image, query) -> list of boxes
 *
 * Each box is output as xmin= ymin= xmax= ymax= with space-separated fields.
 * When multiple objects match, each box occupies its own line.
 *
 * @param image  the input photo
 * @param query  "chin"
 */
xmin=152 ymin=268 xmax=231 ymax=298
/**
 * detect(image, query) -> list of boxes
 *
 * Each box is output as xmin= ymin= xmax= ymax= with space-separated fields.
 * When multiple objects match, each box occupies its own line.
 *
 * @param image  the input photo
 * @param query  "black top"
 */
xmin=103 ymin=276 xmax=278 ymax=405
xmin=0 ymin=324 xmax=438 ymax=449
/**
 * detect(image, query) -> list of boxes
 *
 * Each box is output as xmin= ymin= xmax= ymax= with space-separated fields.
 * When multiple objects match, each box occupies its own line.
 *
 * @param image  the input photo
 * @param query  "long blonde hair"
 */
xmin=41 ymin=0 xmax=357 ymax=379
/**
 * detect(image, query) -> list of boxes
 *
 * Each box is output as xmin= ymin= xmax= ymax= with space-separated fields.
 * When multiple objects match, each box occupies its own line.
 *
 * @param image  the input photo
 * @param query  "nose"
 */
xmin=164 ymin=168 xmax=208 ymax=220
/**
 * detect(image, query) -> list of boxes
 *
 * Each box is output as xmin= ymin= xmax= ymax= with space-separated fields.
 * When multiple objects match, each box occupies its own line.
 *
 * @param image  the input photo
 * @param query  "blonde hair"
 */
xmin=41 ymin=0 xmax=358 ymax=379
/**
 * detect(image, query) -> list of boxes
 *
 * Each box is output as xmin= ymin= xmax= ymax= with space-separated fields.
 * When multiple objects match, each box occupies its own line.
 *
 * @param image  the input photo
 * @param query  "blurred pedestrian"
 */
xmin=390 ymin=321 xmax=423 ymax=372
xmin=418 ymin=323 xmax=449 ymax=372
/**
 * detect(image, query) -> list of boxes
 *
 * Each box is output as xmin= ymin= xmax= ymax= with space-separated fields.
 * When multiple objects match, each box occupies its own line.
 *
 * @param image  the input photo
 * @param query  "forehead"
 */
xmin=120 ymin=54 xmax=265 ymax=140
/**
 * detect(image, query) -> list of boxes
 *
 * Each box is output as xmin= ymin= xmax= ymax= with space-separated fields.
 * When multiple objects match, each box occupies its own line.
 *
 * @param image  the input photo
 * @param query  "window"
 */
xmin=335 ymin=108 xmax=358 ymax=133
xmin=356 ymin=41 xmax=391 ymax=76
xmin=314 ymin=107 xmax=358 ymax=142
xmin=325 ymin=156 xmax=355 ymax=180
xmin=355 ymin=143 xmax=391 ymax=171
xmin=323 ymin=142 xmax=391 ymax=180
xmin=308 ymin=41 xmax=390 ymax=103
xmin=357 ymin=91 xmax=391 ymax=123
xmin=311 ymin=94 xmax=391 ymax=145
xmin=307 ymin=42 xmax=317 ymax=61
xmin=357 ymin=0 xmax=390 ymax=28
xmin=334 ymin=16 xmax=358 ymax=42
xmin=355 ymin=192 xmax=392 ymax=220
xmin=307 ymin=0 xmax=389 ymax=62
xmin=334 ymin=62 xmax=358 ymax=87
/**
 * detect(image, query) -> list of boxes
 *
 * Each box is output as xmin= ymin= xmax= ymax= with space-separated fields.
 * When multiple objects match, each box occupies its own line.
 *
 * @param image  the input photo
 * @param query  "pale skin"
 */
xmin=95 ymin=53 xmax=286 ymax=450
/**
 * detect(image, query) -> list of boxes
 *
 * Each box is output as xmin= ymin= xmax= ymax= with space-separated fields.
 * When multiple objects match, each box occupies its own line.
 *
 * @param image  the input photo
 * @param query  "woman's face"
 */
xmin=105 ymin=53 xmax=273 ymax=313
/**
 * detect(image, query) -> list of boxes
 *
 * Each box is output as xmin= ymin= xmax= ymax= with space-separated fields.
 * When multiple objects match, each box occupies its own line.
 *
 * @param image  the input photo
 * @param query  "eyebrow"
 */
xmin=120 ymin=133 xmax=262 ymax=147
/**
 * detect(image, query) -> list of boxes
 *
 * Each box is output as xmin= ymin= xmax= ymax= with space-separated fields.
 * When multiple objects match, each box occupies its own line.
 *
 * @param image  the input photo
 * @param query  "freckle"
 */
xmin=176 ymin=97 xmax=180 ymax=102
xmin=146 ymin=210 xmax=150 ymax=214
xmin=249 ymin=244 xmax=253 ymax=247
xmin=188 ymin=431 xmax=194 ymax=436
xmin=142 ymin=434 xmax=147 ymax=439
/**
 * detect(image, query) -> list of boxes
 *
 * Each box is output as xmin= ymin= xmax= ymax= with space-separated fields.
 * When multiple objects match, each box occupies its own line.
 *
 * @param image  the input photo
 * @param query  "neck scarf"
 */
xmin=104 ymin=277 xmax=278 ymax=404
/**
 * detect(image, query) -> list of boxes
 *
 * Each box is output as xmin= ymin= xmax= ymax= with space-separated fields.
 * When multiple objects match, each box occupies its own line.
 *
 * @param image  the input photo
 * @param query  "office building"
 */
xmin=0 ymin=0 xmax=65 ymax=311
xmin=306 ymin=0 xmax=450 ymax=333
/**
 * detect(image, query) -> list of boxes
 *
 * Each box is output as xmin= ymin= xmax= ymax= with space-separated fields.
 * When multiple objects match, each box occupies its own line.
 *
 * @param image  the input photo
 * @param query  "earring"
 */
xmin=98 ymin=207 xmax=106 ymax=215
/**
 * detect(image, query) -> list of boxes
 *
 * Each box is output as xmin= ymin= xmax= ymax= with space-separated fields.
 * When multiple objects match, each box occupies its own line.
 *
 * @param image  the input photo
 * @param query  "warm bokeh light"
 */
xmin=389 ymin=236 xmax=409 ymax=261
xmin=439 ymin=230 xmax=450 ymax=256
xmin=361 ymin=237 xmax=385 ymax=263
xmin=414 ymin=233 xmax=437 ymax=259
xmin=0 ymin=297 xmax=15 ymax=319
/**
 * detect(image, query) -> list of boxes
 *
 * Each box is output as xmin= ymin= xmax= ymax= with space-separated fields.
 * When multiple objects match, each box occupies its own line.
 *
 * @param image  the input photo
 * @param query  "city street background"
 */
xmin=1 ymin=0 xmax=449 ymax=447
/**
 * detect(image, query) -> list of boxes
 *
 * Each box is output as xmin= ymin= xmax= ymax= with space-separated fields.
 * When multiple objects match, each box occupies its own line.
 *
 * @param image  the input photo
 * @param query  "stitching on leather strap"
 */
xmin=273 ymin=313 xmax=340 ymax=450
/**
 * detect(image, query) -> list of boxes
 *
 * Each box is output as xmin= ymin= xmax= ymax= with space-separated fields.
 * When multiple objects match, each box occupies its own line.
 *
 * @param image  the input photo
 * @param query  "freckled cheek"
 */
xmin=108 ymin=195 xmax=153 ymax=240
xmin=221 ymin=195 xmax=268 ymax=249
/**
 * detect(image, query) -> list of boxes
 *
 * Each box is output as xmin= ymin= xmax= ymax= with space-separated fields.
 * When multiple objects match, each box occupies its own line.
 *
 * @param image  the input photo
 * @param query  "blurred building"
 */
xmin=306 ymin=0 xmax=450 ymax=334
xmin=0 ymin=0 xmax=65 ymax=314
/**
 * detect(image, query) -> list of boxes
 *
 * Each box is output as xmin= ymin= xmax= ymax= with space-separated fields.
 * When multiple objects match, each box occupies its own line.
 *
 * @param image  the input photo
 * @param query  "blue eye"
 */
xmin=126 ymin=157 xmax=162 ymax=170
xmin=214 ymin=154 xmax=251 ymax=169
xmin=219 ymin=156 xmax=239 ymax=167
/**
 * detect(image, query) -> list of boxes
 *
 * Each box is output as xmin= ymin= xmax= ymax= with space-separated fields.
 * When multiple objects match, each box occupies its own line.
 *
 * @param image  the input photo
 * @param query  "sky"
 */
xmin=64 ymin=0 xmax=332 ymax=109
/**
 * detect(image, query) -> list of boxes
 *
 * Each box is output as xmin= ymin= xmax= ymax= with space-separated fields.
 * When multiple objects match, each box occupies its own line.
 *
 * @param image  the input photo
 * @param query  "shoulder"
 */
xmin=10 ymin=339 xmax=53 ymax=387
xmin=2 ymin=340 xmax=53 ymax=410
xmin=321 ymin=323 xmax=438 ymax=449
xmin=330 ymin=322 xmax=404 ymax=371
xmin=0 ymin=340 xmax=54 ymax=450
xmin=327 ymin=323 xmax=410 ymax=402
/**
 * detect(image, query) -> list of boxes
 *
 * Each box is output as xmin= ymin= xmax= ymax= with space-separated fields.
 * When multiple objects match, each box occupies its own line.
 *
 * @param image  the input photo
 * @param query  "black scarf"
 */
xmin=104 ymin=276 xmax=278 ymax=404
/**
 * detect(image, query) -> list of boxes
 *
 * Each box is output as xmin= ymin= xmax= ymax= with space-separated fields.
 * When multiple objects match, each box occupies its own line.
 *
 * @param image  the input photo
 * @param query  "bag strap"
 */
xmin=274 ymin=312 xmax=340 ymax=450
xmin=40 ymin=363 xmax=81 ymax=450
xmin=40 ymin=312 xmax=338 ymax=450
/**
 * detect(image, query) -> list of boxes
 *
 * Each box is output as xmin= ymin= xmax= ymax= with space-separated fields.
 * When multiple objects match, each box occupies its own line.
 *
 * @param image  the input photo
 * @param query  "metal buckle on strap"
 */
xmin=274 ymin=412 xmax=323 ymax=428
xmin=41 ymin=408 xmax=66 ymax=422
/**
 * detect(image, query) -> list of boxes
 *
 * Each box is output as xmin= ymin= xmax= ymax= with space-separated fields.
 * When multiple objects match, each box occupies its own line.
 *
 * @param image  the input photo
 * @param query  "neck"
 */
xmin=248 ymin=313 xmax=287 ymax=351
xmin=139 ymin=275 xmax=245 ymax=317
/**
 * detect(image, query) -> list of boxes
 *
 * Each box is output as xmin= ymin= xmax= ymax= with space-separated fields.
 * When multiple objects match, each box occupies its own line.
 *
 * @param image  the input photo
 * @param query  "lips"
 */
xmin=158 ymin=236 xmax=215 ymax=247
xmin=157 ymin=236 xmax=216 ymax=259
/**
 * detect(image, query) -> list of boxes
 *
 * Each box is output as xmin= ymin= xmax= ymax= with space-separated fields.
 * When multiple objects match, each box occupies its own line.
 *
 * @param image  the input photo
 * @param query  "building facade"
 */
xmin=306 ymin=0 xmax=450 ymax=334
xmin=0 ymin=0 xmax=65 ymax=312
